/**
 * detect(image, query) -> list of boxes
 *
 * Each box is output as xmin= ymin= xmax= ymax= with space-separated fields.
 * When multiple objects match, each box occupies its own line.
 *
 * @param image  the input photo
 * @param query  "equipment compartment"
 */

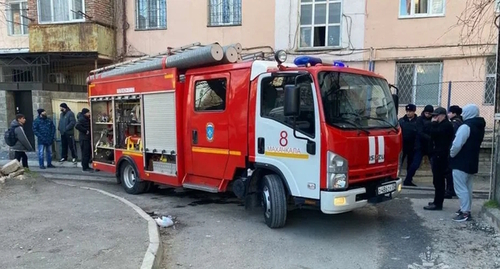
xmin=114 ymin=95 xmax=143 ymax=151
xmin=90 ymin=97 xmax=114 ymax=164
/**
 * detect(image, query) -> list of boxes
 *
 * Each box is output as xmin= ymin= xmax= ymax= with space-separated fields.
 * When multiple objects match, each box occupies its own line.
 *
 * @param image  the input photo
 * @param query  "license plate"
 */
xmin=377 ymin=182 xmax=396 ymax=196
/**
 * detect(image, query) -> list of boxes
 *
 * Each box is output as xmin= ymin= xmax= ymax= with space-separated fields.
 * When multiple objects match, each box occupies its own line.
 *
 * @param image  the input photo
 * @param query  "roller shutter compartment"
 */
xmin=143 ymin=92 xmax=177 ymax=153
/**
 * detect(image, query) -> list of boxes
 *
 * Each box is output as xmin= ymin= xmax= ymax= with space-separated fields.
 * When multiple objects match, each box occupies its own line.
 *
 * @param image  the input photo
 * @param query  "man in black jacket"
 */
xmin=58 ymin=103 xmax=77 ymax=163
xmin=398 ymin=104 xmax=418 ymax=174
xmin=450 ymin=104 xmax=485 ymax=221
xmin=424 ymin=107 xmax=455 ymax=210
xmin=404 ymin=104 xmax=434 ymax=186
xmin=444 ymin=105 xmax=463 ymax=198
xmin=75 ymin=108 xmax=92 ymax=172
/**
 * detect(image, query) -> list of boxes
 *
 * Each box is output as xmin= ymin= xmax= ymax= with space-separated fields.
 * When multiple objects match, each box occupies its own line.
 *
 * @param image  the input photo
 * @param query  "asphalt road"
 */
xmin=40 ymin=172 xmax=495 ymax=269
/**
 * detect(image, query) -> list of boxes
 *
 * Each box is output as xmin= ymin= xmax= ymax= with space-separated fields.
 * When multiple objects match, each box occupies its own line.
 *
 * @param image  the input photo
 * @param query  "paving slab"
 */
xmin=0 ymin=176 xmax=149 ymax=269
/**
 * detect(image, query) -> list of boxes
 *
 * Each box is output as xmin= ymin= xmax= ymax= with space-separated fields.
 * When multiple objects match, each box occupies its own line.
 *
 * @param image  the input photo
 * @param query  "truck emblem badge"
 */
xmin=206 ymin=123 xmax=214 ymax=142
xmin=368 ymin=136 xmax=385 ymax=164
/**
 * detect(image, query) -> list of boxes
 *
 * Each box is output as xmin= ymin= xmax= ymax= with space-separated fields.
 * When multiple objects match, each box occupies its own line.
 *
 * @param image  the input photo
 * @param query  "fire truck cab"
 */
xmin=87 ymin=44 xmax=403 ymax=228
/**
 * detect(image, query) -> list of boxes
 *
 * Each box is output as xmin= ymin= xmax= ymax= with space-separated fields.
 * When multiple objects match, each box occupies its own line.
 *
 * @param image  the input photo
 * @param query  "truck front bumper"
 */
xmin=320 ymin=178 xmax=403 ymax=214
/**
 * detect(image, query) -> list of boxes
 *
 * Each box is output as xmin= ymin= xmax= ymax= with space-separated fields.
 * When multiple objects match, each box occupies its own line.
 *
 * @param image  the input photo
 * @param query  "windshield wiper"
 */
xmin=361 ymin=116 xmax=398 ymax=132
xmin=332 ymin=118 xmax=370 ymax=135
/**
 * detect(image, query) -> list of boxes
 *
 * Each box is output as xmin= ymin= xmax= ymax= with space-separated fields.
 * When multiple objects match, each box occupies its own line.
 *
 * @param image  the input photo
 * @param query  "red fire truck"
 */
xmin=87 ymin=42 xmax=403 ymax=228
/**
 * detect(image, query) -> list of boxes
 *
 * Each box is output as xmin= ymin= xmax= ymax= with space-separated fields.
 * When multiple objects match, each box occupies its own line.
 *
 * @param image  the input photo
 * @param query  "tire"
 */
xmin=261 ymin=174 xmax=287 ymax=228
xmin=120 ymin=161 xmax=147 ymax=194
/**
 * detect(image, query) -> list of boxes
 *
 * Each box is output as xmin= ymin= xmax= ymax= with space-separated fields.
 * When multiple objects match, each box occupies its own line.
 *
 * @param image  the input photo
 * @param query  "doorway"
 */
xmin=14 ymin=91 xmax=35 ymax=148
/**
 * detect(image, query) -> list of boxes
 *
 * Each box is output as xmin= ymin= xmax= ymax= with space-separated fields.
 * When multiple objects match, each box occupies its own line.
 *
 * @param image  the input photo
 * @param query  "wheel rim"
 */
xmin=123 ymin=165 xmax=136 ymax=189
xmin=262 ymin=186 xmax=271 ymax=219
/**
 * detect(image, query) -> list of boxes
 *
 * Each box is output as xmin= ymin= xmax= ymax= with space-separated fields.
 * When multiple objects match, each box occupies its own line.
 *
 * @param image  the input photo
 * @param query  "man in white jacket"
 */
xmin=449 ymin=104 xmax=486 ymax=222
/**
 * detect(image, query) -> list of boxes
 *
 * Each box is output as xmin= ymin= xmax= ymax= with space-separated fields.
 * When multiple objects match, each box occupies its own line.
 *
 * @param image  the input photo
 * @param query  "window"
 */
xmin=399 ymin=0 xmax=445 ymax=17
xmin=396 ymin=62 xmax=442 ymax=106
xmin=260 ymin=76 xmax=316 ymax=138
xmin=7 ymin=1 xmax=28 ymax=35
xmin=208 ymin=0 xmax=241 ymax=26
xmin=484 ymin=56 xmax=496 ymax=105
xmin=299 ymin=0 xmax=342 ymax=48
xmin=136 ymin=0 xmax=167 ymax=30
xmin=38 ymin=0 xmax=85 ymax=23
xmin=195 ymin=78 xmax=227 ymax=111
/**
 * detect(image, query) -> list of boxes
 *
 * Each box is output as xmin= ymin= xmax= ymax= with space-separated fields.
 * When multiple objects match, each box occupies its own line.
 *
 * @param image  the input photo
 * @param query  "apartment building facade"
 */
xmin=365 ymin=0 xmax=498 ymax=125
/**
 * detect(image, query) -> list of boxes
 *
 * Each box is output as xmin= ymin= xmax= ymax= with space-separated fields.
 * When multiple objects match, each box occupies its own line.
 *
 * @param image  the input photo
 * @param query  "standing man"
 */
xmin=424 ymin=107 xmax=455 ymax=211
xmin=404 ymin=105 xmax=434 ymax=186
xmin=33 ymin=108 xmax=56 ymax=169
xmin=75 ymin=108 xmax=93 ymax=172
xmin=58 ymin=103 xmax=77 ymax=163
xmin=444 ymin=105 xmax=463 ymax=198
xmin=398 ymin=104 xmax=418 ymax=174
xmin=9 ymin=114 xmax=34 ymax=168
xmin=449 ymin=104 xmax=485 ymax=222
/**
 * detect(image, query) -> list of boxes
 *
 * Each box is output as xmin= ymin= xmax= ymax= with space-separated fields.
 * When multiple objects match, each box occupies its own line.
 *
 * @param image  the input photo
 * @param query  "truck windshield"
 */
xmin=318 ymin=71 xmax=398 ymax=130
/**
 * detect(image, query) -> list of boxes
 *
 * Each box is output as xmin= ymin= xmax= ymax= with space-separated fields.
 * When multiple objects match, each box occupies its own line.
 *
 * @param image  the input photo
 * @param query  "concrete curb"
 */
xmin=402 ymin=185 xmax=490 ymax=195
xmin=49 ymin=180 xmax=163 ymax=269
xmin=480 ymin=206 xmax=500 ymax=233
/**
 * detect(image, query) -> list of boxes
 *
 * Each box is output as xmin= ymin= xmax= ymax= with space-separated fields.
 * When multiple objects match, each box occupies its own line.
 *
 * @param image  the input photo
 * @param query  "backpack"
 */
xmin=4 ymin=127 xmax=17 ymax=146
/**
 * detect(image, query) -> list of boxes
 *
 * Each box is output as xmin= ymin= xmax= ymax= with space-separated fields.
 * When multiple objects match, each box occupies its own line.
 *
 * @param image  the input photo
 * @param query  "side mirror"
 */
xmin=392 ymin=94 xmax=399 ymax=111
xmin=284 ymin=85 xmax=300 ymax=117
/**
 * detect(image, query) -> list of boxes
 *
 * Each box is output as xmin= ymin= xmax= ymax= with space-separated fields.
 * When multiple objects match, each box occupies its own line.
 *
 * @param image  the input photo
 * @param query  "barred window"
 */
xmin=299 ymin=0 xmax=342 ymax=48
xmin=396 ymin=62 xmax=442 ymax=106
xmin=208 ymin=0 xmax=242 ymax=26
xmin=7 ymin=1 xmax=29 ymax=35
xmin=484 ymin=56 xmax=496 ymax=105
xmin=136 ymin=0 xmax=167 ymax=30
xmin=399 ymin=0 xmax=445 ymax=17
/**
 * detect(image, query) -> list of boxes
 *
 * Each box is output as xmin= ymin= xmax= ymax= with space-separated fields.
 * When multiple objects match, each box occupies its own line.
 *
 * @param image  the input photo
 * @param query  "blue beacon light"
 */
xmin=293 ymin=56 xmax=323 ymax=66
xmin=333 ymin=61 xmax=346 ymax=67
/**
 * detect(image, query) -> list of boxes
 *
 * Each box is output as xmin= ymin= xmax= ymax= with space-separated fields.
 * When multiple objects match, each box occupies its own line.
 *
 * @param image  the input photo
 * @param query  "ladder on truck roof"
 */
xmin=87 ymin=42 xmax=277 ymax=83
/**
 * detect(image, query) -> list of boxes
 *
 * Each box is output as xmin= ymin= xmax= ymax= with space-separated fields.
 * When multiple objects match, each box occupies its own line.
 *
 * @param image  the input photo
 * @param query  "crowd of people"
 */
xmin=5 ymin=103 xmax=93 ymax=173
xmin=399 ymin=103 xmax=486 ymax=222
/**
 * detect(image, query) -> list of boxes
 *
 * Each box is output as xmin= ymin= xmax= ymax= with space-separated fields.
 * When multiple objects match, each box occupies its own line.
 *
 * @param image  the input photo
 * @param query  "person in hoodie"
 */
xmin=449 ymin=104 xmax=485 ymax=222
xmin=33 ymin=108 xmax=56 ymax=169
xmin=423 ymin=107 xmax=455 ymax=211
xmin=58 ymin=103 xmax=77 ymax=163
xmin=404 ymin=104 xmax=434 ymax=186
xmin=10 ymin=114 xmax=34 ymax=168
xmin=398 ymin=104 xmax=418 ymax=174
xmin=444 ymin=105 xmax=464 ymax=198
xmin=75 ymin=108 xmax=93 ymax=172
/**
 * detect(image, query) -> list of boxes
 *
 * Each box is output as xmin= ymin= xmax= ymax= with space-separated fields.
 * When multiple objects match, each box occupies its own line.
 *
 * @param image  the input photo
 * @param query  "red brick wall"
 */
xmin=27 ymin=0 xmax=115 ymax=27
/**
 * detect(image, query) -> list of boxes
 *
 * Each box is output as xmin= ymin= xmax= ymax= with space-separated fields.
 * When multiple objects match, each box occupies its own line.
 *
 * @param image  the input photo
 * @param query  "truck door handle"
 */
xmin=258 ymin=137 xmax=265 ymax=154
xmin=192 ymin=130 xmax=198 ymax=144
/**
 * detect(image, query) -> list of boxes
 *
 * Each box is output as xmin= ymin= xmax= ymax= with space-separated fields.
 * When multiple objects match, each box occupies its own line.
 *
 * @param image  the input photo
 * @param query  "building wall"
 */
xmin=275 ymin=0 xmax=366 ymax=64
xmin=123 ymin=0 xmax=275 ymax=56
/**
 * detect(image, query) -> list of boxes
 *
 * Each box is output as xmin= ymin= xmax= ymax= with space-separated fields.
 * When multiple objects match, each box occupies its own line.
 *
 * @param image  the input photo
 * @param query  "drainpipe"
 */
xmin=122 ymin=0 xmax=128 ymax=59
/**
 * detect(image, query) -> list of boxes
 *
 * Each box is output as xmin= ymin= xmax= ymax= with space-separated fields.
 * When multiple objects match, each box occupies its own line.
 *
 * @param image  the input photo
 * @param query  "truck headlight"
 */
xmin=327 ymin=151 xmax=348 ymax=190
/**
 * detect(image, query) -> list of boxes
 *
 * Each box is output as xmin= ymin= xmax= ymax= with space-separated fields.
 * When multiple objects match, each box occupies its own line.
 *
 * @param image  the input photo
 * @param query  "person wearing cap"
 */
xmin=33 ymin=108 xmax=56 ymax=169
xmin=398 ymin=104 xmax=418 ymax=174
xmin=449 ymin=104 xmax=486 ymax=222
xmin=75 ymin=108 xmax=93 ymax=172
xmin=404 ymin=104 xmax=434 ymax=186
xmin=443 ymin=105 xmax=464 ymax=199
xmin=58 ymin=103 xmax=77 ymax=163
xmin=423 ymin=107 xmax=455 ymax=210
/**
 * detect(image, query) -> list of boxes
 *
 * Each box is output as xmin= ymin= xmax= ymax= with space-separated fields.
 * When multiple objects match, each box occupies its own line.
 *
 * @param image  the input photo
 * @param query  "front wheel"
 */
xmin=120 ymin=161 xmax=147 ymax=194
xmin=261 ymin=174 xmax=287 ymax=228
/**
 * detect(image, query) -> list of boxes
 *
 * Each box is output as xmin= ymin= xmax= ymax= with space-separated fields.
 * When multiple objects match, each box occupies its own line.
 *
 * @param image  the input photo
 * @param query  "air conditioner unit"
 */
xmin=48 ymin=73 xmax=67 ymax=84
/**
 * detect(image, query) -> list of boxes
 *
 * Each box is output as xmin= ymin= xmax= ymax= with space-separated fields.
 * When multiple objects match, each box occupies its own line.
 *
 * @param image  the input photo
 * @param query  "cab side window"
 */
xmin=194 ymin=78 xmax=227 ymax=111
xmin=260 ymin=77 xmax=315 ymax=138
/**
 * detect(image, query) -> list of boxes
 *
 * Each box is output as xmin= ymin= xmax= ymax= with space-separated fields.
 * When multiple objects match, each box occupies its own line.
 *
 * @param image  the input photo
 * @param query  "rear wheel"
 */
xmin=261 ymin=174 xmax=287 ymax=228
xmin=120 ymin=161 xmax=147 ymax=194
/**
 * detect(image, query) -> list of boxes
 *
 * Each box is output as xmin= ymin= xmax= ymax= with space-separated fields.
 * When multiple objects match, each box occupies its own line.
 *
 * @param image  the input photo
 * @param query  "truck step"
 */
xmin=183 ymin=183 xmax=219 ymax=193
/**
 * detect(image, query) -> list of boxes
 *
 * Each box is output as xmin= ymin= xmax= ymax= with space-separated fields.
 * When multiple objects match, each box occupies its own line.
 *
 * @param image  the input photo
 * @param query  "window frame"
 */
xmin=207 ymin=0 xmax=242 ymax=27
xmin=194 ymin=77 xmax=228 ymax=112
xmin=484 ymin=56 xmax=496 ymax=106
xmin=395 ymin=62 xmax=443 ymax=106
xmin=259 ymin=76 xmax=316 ymax=139
xmin=298 ymin=0 xmax=343 ymax=50
xmin=135 ymin=0 xmax=167 ymax=30
xmin=37 ymin=0 xmax=86 ymax=24
xmin=7 ymin=0 xmax=29 ymax=36
xmin=398 ymin=0 xmax=446 ymax=19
